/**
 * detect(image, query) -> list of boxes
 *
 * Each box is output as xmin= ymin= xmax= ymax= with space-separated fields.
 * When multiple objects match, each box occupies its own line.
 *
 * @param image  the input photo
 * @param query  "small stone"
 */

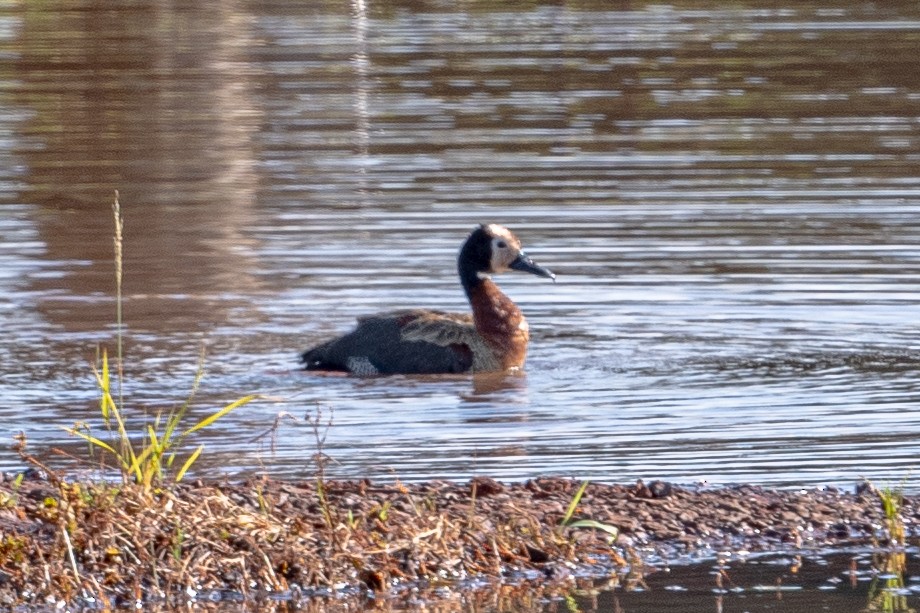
xmin=648 ymin=481 xmax=674 ymax=498
xmin=470 ymin=477 xmax=504 ymax=497
xmin=525 ymin=545 xmax=549 ymax=563
xmin=633 ymin=479 xmax=653 ymax=498
xmin=855 ymin=480 xmax=877 ymax=497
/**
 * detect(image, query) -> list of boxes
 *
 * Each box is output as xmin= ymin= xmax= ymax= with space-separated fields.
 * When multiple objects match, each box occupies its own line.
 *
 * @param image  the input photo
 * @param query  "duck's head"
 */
xmin=458 ymin=224 xmax=555 ymax=288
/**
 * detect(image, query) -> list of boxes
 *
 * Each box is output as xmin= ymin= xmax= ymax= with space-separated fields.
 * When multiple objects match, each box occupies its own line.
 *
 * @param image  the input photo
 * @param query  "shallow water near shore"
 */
xmin=2 ymin=1 xmax=920 ymax=496
xmin=89 ymin=550 xmax=920 ymax=612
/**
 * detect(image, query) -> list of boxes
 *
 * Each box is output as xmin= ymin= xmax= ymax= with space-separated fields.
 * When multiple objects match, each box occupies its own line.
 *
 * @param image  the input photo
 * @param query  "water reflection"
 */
xmin=12 ymin=3 xmax=262 ymax=339
xmin=464 ymin=372 xmax=530 ymax=403
xmin=865 ymin=549 xmax=915 ymax=613
xmin=0 ymin=1 xmax=920 ymax=490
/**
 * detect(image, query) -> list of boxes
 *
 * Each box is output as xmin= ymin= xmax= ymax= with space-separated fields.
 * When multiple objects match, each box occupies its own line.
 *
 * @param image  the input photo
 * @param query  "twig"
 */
xmin=13 ymin=433 xmax=62 ymax=487
xmin=61 ymin=525 xmax=81 ymax=584
xmin=260 ymin=550 xmax=281 ymax=591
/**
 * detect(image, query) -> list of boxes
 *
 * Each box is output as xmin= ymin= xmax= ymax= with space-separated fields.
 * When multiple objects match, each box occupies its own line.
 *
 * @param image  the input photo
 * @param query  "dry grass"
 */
xmin=0 ymin=475 xmax=630 ymax=608
xmin=0 ymin=472 xmax=914 ymax=608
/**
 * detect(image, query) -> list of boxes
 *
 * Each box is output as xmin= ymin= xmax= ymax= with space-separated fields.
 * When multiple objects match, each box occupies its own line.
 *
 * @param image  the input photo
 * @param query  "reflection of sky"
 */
xmin=0 ymin=205 xmax=85 ymax=449
xmin=0 ymin=205 xmax=46 ymax=316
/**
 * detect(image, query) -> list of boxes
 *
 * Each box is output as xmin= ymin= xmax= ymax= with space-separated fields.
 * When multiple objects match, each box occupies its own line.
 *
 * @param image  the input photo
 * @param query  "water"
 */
xmin=562 ymin=550 xmax=920 ymax=613
xmin=1 ymin=1 xmax=920 ymax=491
xmin=86 ymin=549 xmax=920 ymax=611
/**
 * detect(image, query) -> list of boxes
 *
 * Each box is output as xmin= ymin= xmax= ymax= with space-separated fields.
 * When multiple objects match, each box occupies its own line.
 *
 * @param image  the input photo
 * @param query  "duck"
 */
xmin=300 ymin=224 xmax=555 ymax=375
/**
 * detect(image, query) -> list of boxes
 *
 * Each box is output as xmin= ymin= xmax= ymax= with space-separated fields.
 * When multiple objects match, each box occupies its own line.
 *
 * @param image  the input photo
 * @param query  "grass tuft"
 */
xmin=863 ymin=477 xmax=913 ymax=612
xmin=879 ymin=482 xmax=906 ymax=547
xmin=62 ymin=192 xmax=259 ymax=491
xmin=557 ymin=480 xmax=619 ymax=540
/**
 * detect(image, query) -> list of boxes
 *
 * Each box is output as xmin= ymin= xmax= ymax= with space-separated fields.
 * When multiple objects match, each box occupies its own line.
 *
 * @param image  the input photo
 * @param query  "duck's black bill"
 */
xmin=510 ymin=253 xmax=556 ymax=281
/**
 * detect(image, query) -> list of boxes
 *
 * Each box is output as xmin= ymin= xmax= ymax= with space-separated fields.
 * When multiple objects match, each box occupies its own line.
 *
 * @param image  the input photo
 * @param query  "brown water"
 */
xmin=1 ymin=1 xmax=920 ymax=492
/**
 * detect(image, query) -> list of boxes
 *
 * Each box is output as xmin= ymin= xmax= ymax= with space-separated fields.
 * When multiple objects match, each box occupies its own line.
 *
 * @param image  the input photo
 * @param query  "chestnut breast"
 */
xmin=469 ymin=279 xmax=530 ymax=370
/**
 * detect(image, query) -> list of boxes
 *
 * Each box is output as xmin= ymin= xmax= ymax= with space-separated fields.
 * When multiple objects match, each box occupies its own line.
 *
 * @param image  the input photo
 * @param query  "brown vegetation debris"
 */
xmin=0 ymin=475 xmax=908 ymax=607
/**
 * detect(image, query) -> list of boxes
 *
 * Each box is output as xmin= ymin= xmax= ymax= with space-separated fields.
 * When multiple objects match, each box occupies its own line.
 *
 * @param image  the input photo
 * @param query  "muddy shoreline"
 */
xmin=0 ymin=473 xmax=910 ymax=607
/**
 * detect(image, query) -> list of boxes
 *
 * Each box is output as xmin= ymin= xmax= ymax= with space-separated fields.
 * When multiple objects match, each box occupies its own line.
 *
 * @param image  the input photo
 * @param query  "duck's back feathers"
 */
xmin=400 ymin=310 xmax=502 ymax=371
xmin=300 ymin=309 xmax=480 ymax=375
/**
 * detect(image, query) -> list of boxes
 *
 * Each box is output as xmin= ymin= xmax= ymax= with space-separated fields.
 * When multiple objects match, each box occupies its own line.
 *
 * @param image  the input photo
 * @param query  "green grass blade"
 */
xmin=92 ymin=361 xmax=118 ymax=421
xmin=564 ymin=519 xmax=619 ymax=539
xmin=175 ymin=445 xmax=203 ymax=482
xmin=61 ymin=426 xmax=119 ymax=456
xmin=129 ymin=439 xmax=160 ymax=483
xmin=561 ymin=480 xmax=589 ymax=526
xmin=146 ymin=424 xmax=160 ymax=452
xmin=161 ymin=410 xmax=183 ymax=450
xmin=164 ymin=348 xmax=207 ymax=444
xmin=146 ymin=424 xmax=163 ymax=480
xmin=182 ymin=394 xmax=259 ymax=436
xmin=61 ymin=426 xmax=129 ymax=471
xmin=99 ymin=350 xmax=111 ymax=422
xmin=91 ymin=358 xmax=138 ymax=470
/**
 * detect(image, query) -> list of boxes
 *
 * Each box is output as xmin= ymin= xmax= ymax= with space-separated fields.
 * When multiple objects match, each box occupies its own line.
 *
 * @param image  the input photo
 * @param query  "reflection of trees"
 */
xmin=12 ymin=3 xmax=262 ymax=333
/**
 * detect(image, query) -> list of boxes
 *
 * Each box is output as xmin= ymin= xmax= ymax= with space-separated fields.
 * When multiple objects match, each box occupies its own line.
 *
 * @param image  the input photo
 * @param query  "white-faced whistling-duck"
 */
xmin=300 ymin=224 xmax=555 ymax=375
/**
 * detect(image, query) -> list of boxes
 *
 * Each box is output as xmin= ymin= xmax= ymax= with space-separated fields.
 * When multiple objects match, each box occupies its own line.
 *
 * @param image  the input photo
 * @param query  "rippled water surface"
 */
xmin=2 ymin=0 xmax=920 ymax=490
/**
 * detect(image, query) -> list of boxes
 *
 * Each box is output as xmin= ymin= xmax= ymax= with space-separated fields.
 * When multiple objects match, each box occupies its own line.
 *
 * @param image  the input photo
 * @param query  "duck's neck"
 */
xmin=459 ymin=259 xmax=482 ymax=299
xmin=462 ymin=276 xmax=529 ymax=370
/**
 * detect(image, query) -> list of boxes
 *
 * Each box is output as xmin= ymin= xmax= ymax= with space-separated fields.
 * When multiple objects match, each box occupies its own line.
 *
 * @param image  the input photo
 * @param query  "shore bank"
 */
xmin=0 ymin=473 xmax=909 ymax=608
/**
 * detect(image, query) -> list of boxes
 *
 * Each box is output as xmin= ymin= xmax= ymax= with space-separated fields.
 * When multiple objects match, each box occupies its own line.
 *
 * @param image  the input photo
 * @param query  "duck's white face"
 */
xmin=483 ymin=224 xmax=523 ymax=273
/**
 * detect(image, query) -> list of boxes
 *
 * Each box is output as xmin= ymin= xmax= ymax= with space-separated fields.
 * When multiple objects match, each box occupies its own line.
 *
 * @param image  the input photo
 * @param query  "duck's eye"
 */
xmin=496 ymin=240 xmax=507 ymax=249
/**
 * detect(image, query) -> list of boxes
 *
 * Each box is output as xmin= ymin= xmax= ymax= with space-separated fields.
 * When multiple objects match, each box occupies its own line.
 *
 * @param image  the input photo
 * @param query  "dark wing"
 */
xmin=300 ymin=310 xmax=477 ymax=375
